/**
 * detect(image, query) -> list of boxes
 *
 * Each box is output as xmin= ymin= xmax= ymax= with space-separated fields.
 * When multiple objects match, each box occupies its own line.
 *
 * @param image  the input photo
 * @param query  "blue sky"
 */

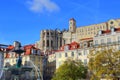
xmin=0 ymin=0 xmax=120 ymax=45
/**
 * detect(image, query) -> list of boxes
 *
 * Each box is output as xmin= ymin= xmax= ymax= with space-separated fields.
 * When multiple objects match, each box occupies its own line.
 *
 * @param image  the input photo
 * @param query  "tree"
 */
xmin=52 ymin=59 xmax=87 ymax=80
xmin=88 ymin=48 xmax=120 ymax=80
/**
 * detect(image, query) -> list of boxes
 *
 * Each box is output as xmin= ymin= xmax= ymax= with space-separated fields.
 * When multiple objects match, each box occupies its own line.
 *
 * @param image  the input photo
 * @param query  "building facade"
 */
xmin=37 ymin=29 xmax=63 ymax=51
xmin=35 ymin=18 xmax=120 ymax=80
xmin=93 ymin=27 xmax=120 ymax=50
xmin=63 ymin=18 xmax=120 ymax=44
xmin=55 ymin=40 xmax=93 ymax=69
xmin=38 ymin=18 xmax=120 ymax=52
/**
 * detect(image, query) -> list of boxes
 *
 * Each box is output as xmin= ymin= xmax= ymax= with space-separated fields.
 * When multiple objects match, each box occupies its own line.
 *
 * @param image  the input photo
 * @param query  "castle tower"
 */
xmin=69 ymin=18 xmax=76 ymax=32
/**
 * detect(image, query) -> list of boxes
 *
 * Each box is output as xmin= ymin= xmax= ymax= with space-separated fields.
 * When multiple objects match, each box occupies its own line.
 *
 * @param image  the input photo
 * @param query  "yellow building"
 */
xmin=63 ymin=18 xmax=120 ymax=44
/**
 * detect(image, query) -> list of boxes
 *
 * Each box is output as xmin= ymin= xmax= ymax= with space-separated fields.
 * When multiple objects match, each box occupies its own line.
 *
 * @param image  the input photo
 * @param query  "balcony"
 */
xmin=93 ymin=41 xmax=120 ymax=47
xmin=107 ymin=42 xmax=112 ymax=45
xmin=101 ymin=43 xmax=106 ymax=46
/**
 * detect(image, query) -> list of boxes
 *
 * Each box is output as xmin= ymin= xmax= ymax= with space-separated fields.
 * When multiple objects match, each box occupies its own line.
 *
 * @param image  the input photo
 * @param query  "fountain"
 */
xmin=0 ymin=41 xmax=43 ymax=80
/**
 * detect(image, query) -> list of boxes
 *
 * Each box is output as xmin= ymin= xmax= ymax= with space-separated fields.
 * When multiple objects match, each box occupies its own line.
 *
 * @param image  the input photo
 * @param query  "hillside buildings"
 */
xmin=93 ymin=27 xmax=120 ymax=50
xmin=36 ymin=18 xmax=120 ymax=52
xmin=1 ymin=18 xmax=120 ymax=80
xmin=40 ymin=18 xmax=120 ymax=79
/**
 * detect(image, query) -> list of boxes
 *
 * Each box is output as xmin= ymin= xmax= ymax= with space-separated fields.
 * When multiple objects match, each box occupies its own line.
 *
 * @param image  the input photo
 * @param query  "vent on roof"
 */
xmin=64 ymin=45 xmax=69 ymax=51
xmin=111 ymin=27 xmax=115 ymax=32
xmin=98 ymin=30 xmax=102 ymax=35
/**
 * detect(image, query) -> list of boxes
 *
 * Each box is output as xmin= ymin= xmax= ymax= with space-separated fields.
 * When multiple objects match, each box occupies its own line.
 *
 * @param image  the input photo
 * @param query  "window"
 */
xmin=65 ymin=53 xmax=67 ymax=57
xmin=118 ymin=36 xmax=120 ymax=42
xmin=64 ymin=40 xmax=66 ymax=45
xmin=90 ymin=42 xmax=93 ymax=47
xmin=51 ymin=40 xmax=53 ymax=47
xmin=80 ymin=43 xmax=82 ymax=48
xmin=43 ymin=40 xmax=45 ymax=47
xmin=110 ymin=21 xmax=114 ymax=24
xmin=70 ymin=22 xmax=72 ymax=24
xmin=101 ymin=39 xmax=104 ymax=44
xmin=119 ymin=23 xmax=120 ymax=26
xmin=107 ymin=38 xmax=111 ymax=44
xmin=84 ymin=50 xmax=87 ymax=55
xmin=59 ymin=53 xmax=61 ymax=58
xmin=47 ymin=32 xmax=49 ymax=36
xmin=84 ymin=59 xmax=87 ymax=65
xmin=78 ymin=53 xmax=82 ymax=56
xmin=71 ymin=52 xmax=74 ymax=56
xmin=51 ymin=32 xmax=53 ymax=35
xmin=118 ymin=46 xmax=120 ymax=50
xmin=95 ymin=40 xmax=98 ymax=45
xmin=47 ymin=40 xmax=49 ymax=47
xmin=84 ymin=43 xmax=87 ymax=47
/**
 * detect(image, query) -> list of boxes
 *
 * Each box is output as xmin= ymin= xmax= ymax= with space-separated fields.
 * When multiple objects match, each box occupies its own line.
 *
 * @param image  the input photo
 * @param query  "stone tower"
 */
xmin=69 ymin=18 xmax=76 ymax=32
xmin=39 ymin=30 xmax=63 ymax=51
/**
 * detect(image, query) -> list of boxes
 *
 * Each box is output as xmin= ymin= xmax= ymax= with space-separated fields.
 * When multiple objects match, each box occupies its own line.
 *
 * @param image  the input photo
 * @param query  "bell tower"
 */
xmin=69 ymin=18 xmax=76 ymax=32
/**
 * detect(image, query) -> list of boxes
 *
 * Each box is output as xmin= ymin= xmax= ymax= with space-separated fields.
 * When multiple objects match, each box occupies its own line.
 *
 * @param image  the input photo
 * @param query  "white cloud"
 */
xmin=27 ymin=0 xmax=60 ymax=13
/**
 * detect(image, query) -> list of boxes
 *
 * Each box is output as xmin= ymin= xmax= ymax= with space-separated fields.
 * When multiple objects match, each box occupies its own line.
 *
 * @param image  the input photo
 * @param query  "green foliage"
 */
xmin=52 ymin=59 xmax=87 ymax=80
xmin=88 ymin=48 xmax=120 ymax=80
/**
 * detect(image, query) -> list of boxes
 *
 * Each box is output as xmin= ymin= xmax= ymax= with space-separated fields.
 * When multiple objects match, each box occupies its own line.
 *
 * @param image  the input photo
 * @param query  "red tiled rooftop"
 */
xmin=102 ymin=30 xmax=111 ymax=34
xmin=55 ymin=41 xmax=79 ymax=52
xmin=102 ymin=27 xmax=120 ymax=34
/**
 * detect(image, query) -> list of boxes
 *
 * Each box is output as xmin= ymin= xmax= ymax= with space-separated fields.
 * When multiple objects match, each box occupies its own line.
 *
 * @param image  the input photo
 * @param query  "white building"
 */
xmin=55 ymin=40 xmax=93 ymax=69
xmin=93 ymin=27 xmax=120 ymax=50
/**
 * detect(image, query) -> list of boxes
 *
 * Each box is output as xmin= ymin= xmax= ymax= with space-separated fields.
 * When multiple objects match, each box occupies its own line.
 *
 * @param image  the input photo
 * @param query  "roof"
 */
xmin=102 ymin=27 xmax=120 ymax=34
xmin=55 ymin=41 xmax=79 ymax=52
xmin=6 ymin=45 xmax=14 ymax=51
xmin=70 ymin=18 xmax=76 ymax=21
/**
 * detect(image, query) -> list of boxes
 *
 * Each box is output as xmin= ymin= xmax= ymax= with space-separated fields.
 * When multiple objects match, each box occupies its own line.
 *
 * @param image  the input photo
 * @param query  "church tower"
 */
xmin=69 ymin=18 xmax=76 ymax=32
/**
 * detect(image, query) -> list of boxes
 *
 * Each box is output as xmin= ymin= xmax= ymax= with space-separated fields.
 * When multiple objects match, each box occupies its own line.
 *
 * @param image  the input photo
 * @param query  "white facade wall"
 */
xmin=94 ymin=29 xmax=120 ymax=50
xmin=55 ymin=48 xmax=90 ymax=69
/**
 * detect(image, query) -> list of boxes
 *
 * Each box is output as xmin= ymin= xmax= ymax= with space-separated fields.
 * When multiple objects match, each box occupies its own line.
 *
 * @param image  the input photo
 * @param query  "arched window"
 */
xmin=65 ymin=53 xmax=67 ymax=57
xmin=43 ymin=40 xmax=45 ymax=47
xmin=51 ymin=40 xmax=53 ymax=47
xmin=47 ymin=40 xmax=49 ymax=47
xmin=71 ymin=52 xmax=74 ymax=57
